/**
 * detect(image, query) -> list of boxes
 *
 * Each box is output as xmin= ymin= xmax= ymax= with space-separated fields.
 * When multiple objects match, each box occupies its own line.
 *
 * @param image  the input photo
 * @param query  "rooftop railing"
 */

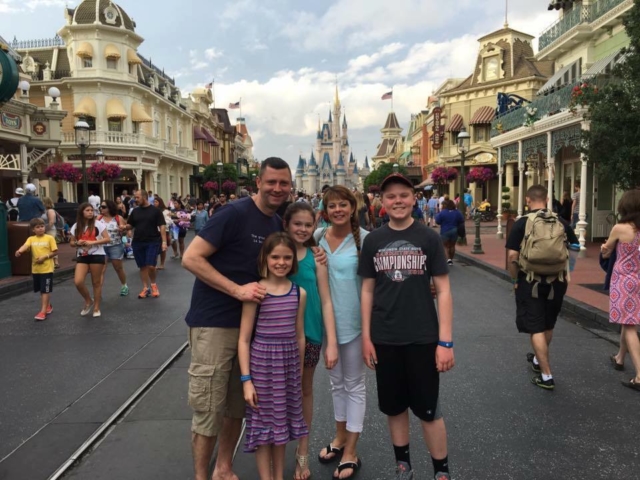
xmin=538 ymin=0 xmax=628 ymax=51
xmin=12 ymin=35 xmax=64 ymax=49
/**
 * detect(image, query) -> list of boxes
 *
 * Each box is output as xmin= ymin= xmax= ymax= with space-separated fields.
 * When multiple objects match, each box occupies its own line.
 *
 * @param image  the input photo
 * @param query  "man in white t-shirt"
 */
xmin=88 ymin=191 xmax=101 ymax=214
xmin=6 ymin=187 xmax=23 ymax=221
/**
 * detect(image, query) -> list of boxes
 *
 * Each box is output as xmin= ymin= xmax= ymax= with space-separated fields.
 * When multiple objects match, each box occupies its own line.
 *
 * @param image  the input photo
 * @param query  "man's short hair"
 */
xmin=526 ymin=185 xmax=548 ymax=203
xmin=139 ymin=190 xmax=149 ymax=200
xmin=259 ymin=157 xmax=291 ymax=176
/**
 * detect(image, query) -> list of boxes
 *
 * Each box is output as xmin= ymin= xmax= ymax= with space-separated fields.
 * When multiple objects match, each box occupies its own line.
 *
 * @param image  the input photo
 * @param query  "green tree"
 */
xmin=363 ymin=162 xmax=408 ymax=192
xmin=203 ymin=163 xmax=238 ymax=184
xmin=580 ymin=0 xmax=640 ymax=190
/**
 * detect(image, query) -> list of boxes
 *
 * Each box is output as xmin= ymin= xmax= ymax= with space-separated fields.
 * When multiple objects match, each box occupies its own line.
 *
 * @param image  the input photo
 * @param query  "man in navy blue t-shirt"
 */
xmin=182 ymin=157 xmax=292 ymax=480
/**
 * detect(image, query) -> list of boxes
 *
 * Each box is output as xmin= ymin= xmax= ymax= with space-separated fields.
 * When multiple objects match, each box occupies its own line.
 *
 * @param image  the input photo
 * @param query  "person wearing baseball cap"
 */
xmin=6 ymin=188 xmax=24 ymax=221
xmin=359 ymin=172 xmax=455 ymax=480
xmin=17 ymin=183 xmax=46 ymax=222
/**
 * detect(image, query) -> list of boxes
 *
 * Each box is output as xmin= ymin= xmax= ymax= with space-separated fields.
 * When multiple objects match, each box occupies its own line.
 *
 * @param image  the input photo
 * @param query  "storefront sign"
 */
xmin=33 ymin=122 xmax=47 ymax=136
xmin=1 ymin=112 xmax=22 ymax=130
xmin=141 ymin=157 xmax=155 ymax=165
xmin=431 ymin=107 xmax=443 ymax=150
xmin=68 ymin=154 xmax=137 ymax=162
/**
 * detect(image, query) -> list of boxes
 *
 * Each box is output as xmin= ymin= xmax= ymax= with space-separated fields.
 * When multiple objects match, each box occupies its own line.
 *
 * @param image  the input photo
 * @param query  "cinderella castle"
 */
xmin=295 ymin=87 xmax=370 ymax=194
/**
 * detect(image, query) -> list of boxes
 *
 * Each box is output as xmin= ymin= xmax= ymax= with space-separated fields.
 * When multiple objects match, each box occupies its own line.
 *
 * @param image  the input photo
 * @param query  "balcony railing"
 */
xmin=491 ymin=76 xmax=618 ymax=137
xmin=12 ymin=35 xmax=64 ymax=49
xmin=61 ymin=131 xmax=197 ymax=162
xmin=538 ymin=0 xmax=628 ymax=51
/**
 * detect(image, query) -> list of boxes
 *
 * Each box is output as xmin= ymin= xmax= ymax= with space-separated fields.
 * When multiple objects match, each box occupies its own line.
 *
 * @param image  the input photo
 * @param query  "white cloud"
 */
xmin=189 ymin=49 xmax=209 ymax=70
xmin=245 ymin=39 xmax=268 ymax=52
xmin=205 ymin=47 xmax=223 ymax=59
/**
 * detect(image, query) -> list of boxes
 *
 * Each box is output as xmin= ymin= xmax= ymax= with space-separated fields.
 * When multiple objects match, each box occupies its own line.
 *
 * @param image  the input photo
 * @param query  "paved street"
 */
xmin=1 ymin=255 xmax=634 ymax=479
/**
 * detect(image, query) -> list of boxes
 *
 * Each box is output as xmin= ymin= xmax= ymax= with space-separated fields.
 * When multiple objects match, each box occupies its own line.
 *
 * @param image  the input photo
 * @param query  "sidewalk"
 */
xmin=454 ymin=218 xmax=610 ymax=327
xmin=0 ymin=242 xmax=77 ymax=300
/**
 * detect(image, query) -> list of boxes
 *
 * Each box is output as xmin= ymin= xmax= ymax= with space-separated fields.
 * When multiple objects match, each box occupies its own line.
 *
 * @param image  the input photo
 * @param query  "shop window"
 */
xmin=109 ymin=119 xmax=122 ymax=132
xmin=83 ymin=57 xmax=93 ymax=68
xmin=474 ymin=126 xmax=490 ymax=143
xmin=132 ymin=122 xmax=140 ymax=134
xmin=107 ymin=58 xmax=118 ymax=70
xmin=86 ymin=116 xmax=97 ymax=131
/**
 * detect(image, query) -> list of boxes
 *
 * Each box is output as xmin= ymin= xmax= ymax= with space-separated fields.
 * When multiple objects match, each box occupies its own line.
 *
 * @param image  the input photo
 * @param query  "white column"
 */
xmin=496 ymin=148 xmax=503 ymax=239
xmin=20 ymin=143 xmax=29 ymax=189
xmin=577 ymin=155 xmax=589 ymax=257
xmin=517 ymin=140 xmax=524 ymax=218
xmin=546 ymin=131 xmax=554 ymax=211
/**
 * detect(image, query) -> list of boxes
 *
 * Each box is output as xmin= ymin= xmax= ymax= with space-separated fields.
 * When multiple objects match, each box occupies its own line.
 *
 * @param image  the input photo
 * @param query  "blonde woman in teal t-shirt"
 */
xmin=284 ymin=202 xmax=339 ymax=480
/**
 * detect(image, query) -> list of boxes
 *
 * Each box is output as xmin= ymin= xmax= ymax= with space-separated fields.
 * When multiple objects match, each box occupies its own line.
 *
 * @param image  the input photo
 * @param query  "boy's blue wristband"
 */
xmin=240 ymin=374 xmax=252 ymax=382
xmin=437 ymin=341 xmax=453 ymax=348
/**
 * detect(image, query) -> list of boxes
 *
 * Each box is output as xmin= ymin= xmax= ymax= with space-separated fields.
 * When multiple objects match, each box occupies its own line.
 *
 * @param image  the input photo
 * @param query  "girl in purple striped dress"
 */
xmin=239 ymin=233 xmax=308 ymax=480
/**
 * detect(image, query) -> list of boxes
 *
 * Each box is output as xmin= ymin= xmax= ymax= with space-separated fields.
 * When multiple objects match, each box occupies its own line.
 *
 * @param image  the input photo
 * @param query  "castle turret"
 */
xmin=308 ymin=151 xmax=318 ymax=194
xmin=361 ymin=156 xmax=371 ymax=178
xmin=336 ymin=152 xmax=346 ymax=186
xmin=295 ymin=155 xmax=305 ymax=191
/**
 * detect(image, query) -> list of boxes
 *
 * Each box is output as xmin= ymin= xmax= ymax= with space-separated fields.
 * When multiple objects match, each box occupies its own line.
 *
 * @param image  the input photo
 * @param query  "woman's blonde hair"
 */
xmin=42 ymin=197 xmax=54 ymax=209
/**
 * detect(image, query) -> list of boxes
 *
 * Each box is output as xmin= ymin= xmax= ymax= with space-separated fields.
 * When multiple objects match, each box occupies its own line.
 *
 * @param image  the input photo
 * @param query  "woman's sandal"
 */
xmin=318 ymin=443 xmax=344 ymax=464
xmin=621 ymin=378 xmax=640 ymax=391
xmin=295 ymin=448 xmax=311 ymax=479
xmin=331 ymin=459 xmax=361 ymax=479
xmin=609 ymin=354 xmax=624 ymax=371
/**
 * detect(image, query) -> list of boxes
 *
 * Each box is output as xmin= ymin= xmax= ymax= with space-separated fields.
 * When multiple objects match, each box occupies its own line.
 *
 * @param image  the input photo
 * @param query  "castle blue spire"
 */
xmin=296 ymin=154 xmax=305 ymax=174
xmin=353 ymin=163 xmax=358 ymax=174
xmin=349 ymin=152 xmax=354 ymax=164
xmin=309 ymin=151 xmax=317 ymax=166
xmin=321 ymin=152 xmax=332 ymax=171
xmin=342 ymin=113 xmax=347 ymax=128
xmin=364 ymin=156 xmax=370 ymax=169
xmin=336 ymin=153 xmax=346 ymax=173
xmin=328 ymin=110 xmax=332 ymax=123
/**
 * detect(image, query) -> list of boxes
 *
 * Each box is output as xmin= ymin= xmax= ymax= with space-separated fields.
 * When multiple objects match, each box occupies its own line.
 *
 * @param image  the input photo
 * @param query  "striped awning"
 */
xmin=446 ymin=114 xmax=464 ymax=132
xmin=583 ymin=48 xmax=626 ymax=77
xmin=73 ymin=96 xmax=97 ymax=118
xmin=537 ymin=59 xmax=580 ymax=94
xmin=106 ymin=98 xmax=127 ymax=119
xmin=193 ymin=126 xmax=207 ymax=141
xmin=127 ymin=49 xmax=142 ymax=65
xmin=76 ymin=42 xmax=94 ymax=58
xmin=470 ymin=106 xmax=495 ymax=125
xmin=104 ymin=44 xmax=121 ymax=59
xmin=202 ymin=128 xmax=220 ymax=146
xmin=131 ymin=102 xmax=152 ymax=122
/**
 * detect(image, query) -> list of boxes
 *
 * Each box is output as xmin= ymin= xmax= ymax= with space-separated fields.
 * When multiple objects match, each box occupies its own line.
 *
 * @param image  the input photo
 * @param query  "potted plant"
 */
xmin=221 ymin=180 xmax=237 ymax=195
xmin=501 ymin=186 xmax=516 ymax=219
xmin=44 ymin=163 xmax=83 ymax=183
xmin=87 ymin=162 xmax=122 ymax=182
xmin=203 ymin=181 xmax=218 ymax=192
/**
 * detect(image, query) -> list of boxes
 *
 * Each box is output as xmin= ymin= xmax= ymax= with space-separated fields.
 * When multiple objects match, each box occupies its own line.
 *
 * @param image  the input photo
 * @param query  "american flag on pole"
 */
xmin=205 ymin=82 xmax=213 ymax=89
xmin=229 ymin=101 xmax=240 ymax=109
xmin=381 ymin=91 xmax=393 ymax=100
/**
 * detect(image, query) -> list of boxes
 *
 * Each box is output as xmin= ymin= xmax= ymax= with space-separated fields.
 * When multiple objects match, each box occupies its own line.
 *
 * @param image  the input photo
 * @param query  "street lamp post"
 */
xmin=393 ymin=163 xmax=399 ymax=173
xmin=216 ymin=161 xmax=223 ymax=197
xmin=456 ymin=126 xmax=470 ymax=218
xmin=96 ymin=149 xmax=105 ymax=199
xmin=74 ymin=117 xmax=91 ymax=202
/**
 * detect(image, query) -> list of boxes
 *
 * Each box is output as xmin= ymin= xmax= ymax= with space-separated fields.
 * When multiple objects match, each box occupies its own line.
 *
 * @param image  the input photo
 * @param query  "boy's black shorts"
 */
xmin=32 ymin=273 xmax=53 ymax=294
xmin=374 ymin=343 xmax=442 ymax=422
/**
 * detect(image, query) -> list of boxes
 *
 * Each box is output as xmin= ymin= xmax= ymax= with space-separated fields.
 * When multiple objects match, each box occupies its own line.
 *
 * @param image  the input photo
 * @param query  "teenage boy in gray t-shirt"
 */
xmin=359 ymin=174 xmax=455 ymax=480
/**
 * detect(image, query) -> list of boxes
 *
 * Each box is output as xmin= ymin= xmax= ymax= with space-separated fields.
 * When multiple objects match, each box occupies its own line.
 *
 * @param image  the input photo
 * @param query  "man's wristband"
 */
xmin=437 ymin=341 xmax=453 ymax=348
xmin=240 ymin=374 xmax=252 ymax=382
xmin=511 ymin=278 xmax=518 ymax=284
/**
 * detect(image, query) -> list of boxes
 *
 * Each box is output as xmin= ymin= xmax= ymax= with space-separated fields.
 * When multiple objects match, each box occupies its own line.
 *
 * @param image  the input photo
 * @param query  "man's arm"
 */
xmin=507 ymin=249 xmax=520 ymax=283
xmin=181 ymin=236 xmax=265 ymax=302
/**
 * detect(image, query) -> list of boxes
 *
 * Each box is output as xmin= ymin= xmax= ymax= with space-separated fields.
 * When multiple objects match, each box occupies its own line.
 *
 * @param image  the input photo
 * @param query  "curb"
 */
xmin=0 ymin=266 xmax=76 ymax=302
xmin=454 ymin=251 xmax=611 ymax=330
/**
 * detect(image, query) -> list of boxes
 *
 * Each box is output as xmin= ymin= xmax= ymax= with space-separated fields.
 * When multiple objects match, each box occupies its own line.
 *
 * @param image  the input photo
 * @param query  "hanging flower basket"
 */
xmin=222 ymin=180 xmax=237 ymax=194
xmin=203 ymin=181 xmax=218 ymax=191
xmin=87 ymin=162 xmax=122 ymax=182
xmin=44 ymin=163 xmax=83 ymax=182
xmin=569 ymin=82 xmax=598 ymax=115
xmin=466 ymin=167 xmax=495 ymax=185
xmin=431 ymin=167 xmax=458 ymax=185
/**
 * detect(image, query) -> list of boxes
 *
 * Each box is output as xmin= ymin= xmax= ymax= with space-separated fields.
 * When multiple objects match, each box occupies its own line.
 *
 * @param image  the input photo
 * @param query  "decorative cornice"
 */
xmin=491 ymin=109 xmax=583 ymax=147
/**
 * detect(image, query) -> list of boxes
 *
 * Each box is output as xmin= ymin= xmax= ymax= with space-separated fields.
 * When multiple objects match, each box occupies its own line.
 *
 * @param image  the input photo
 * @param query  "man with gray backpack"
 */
xmin=506 ymin=185 xmax=579 ymax=390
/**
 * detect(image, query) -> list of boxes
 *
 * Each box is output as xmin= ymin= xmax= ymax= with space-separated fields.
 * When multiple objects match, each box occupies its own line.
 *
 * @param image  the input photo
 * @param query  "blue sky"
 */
xmin=1 ymin=0 xmax=557 ymax=169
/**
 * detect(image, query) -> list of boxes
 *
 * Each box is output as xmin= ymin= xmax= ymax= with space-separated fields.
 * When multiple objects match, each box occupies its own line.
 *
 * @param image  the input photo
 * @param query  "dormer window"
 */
xmin=484 ymin=56 xmax=500 ymax=81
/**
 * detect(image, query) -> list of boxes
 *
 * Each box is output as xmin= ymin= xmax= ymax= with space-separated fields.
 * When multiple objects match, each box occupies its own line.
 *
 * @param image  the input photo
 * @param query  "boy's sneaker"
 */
xmin=120 ymin=285 xmax=129 ymax=296
xmin=395 ymin=462 xmax=414 ymax=479
xmin=46 ymin=304 xmax=53 ymax=315
xmin=447 ymin=259 xmax=453 ymax=265
xmin=150 ymin=284 xmax=160 ymax=298
xmin=435 ymin=473 xmax=451 ymax=480
xmin=531 ymin=374 xmax=555 ymax=390
xmin=34 ymin=312 xmax=47 ymax=321
xmin=526 ymin=352 xmax=541 ymax=373
xmin=138 ymin=288 xmax=151 ymax=299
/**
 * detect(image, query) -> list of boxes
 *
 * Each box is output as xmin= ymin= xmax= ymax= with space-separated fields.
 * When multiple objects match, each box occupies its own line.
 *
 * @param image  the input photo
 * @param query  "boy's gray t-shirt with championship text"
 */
xmin=358 ymin=221 xmax=449 ymax=345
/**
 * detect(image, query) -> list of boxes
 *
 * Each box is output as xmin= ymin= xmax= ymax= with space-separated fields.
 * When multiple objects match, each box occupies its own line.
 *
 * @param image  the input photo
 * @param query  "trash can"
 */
xmin=7 ymin=221 xmax=32 ymax=276
xmin=0 ymin=203 xmax=11 ymax=279
xmin=55 ymin=202 xmax=79 ymax=227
